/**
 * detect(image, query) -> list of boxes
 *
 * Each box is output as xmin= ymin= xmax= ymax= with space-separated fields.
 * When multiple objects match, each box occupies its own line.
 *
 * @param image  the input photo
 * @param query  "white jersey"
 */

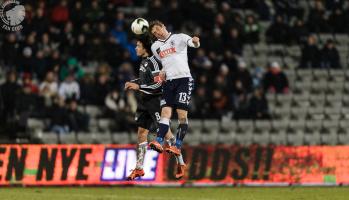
xmin=151 ymin=33 xmax=200 ymax=80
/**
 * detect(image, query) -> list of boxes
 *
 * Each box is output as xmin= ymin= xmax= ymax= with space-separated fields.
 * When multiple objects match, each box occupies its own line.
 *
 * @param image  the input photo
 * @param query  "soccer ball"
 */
xmin=131 ymin=18 xmax=149 ymax=35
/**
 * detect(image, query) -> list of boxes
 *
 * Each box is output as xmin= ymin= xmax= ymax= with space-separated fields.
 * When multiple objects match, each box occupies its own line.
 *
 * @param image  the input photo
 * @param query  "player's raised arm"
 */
xmin=190 ymin=36 xmax=200 ymax=48
xmin=181 ymin=33 xmax=200 ymax=48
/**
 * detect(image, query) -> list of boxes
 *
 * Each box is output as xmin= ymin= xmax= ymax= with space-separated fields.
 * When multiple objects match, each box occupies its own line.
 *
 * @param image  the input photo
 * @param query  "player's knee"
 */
xmin=178 ymin=117 xmax=188 ymax=124
xmin=137 ymin=128 xmax=148 ymax=142
xmin=177 ymin=111 xmax=188 ymax=122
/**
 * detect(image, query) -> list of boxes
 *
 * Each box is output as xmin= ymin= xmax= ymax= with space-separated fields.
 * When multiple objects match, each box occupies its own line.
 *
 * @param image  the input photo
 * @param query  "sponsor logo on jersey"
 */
xmin=159 ymin=47 xmax=176 ymax=58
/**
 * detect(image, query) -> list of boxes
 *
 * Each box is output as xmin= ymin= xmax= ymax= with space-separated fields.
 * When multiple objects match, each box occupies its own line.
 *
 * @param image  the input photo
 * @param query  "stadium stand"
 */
xmin=0 ymin=0 xmax=349 ymax=145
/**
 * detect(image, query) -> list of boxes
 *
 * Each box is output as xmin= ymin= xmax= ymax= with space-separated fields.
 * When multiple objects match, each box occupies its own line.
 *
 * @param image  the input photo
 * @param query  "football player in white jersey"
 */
xmin=148 ymin=20 xmax=200 ymax=164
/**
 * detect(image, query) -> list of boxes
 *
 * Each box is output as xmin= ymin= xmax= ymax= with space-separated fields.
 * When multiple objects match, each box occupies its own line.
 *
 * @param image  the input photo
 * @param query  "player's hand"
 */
xmin=159 ymin=71 xmax=166 ymax=81
xmin=192 ymin=36 xmax=200 ymax=47
xmin=125 ymin=82 xmax=140 ymax=90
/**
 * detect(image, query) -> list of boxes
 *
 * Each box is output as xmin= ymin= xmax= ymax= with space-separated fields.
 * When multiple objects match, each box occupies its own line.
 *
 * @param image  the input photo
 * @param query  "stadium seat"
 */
xmin=98 ymin=118 xmax=112 ymax=132
xmin=58 ymin=132 xmax=78 ymax=144
xmin=40 ymin=132 xmax=59 ymax=144
xmin=77 ymin=132 xmax=96 ymax=144
xmin=112 ymin=132 xmax=130 ymax=144
xmin=235 ymin=120 xmax=254 ymax=145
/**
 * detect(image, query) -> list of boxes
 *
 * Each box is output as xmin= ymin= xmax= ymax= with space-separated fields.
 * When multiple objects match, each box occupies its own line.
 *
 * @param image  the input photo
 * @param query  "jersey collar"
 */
xmin=158 ymin=32 xmax=172 ymax=42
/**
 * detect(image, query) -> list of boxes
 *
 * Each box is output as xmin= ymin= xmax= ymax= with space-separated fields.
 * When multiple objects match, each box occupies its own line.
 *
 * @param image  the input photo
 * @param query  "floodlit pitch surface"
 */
xmin=0 ymin=187 xmax=349 ymax=200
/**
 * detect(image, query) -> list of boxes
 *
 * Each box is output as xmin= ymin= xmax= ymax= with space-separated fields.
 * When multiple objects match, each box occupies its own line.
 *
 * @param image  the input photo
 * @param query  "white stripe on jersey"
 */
xmin=140 ymin=82 xmax=162 ymax=89
xmin=150 ymin=56 xmax=159 ymax=71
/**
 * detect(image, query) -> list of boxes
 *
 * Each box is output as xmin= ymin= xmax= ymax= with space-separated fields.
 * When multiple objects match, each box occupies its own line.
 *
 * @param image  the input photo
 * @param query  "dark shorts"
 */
xmin=161 ymin=77 xmax=194 ymax=111
xmin=135 ymin=96 xmax=161 ymax=132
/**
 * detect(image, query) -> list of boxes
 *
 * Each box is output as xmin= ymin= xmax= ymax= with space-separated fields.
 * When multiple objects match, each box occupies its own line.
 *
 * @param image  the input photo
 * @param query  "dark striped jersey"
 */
xmin=135 ymin=55 xmax=163 ymax=96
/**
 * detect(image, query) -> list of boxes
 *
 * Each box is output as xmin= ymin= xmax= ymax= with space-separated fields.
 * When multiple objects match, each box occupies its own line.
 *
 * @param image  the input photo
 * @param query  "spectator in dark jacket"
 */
xmin=244 ymin=15 xmax=260 ymax=44
xmin=0 ymin=71 xmax=21 ymax=123
xmin=299 ymin=35 xmax=320 ymax=68
xmin=263 ymin=62 xmax=289 ymax=94
xmin=266 ymin=15 xmax=290 ymax=44
xmin=320 ymin=39 xmax=341 ymax=69
xmin=290 ymin=18 xmax=309 ymax=44
xmin=67 ymin=100 xmax=90 ymax=133
xmin=49 ymin=97 xmax=69 ymax=134
xmin=249 ymin=88 xmax=270 ymax=119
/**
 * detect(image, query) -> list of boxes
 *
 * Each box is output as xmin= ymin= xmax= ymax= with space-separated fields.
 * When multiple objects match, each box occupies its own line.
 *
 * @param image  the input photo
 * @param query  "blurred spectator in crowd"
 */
xmin=299 ymin=35 xmax=320 ymax=68
xmin=86 ymin=0 xmax=104 ymax=22
xmin=320 ymin=39 xmax=341 ymax=69
xmin=22 ymin=73 xmax=39 ymax=94
xmin=252 ymin=66 xmax=265 ymax=88
xmin=51 ymin=0 xmax=69 ymax=28
xmin=79 ymin=74 xmax=97 ymax=105
xmin=263 ymin=62 xmax=289 ymax=94
xmin=95 ymin=73 xmax=112 ymax=106
xmin=105 ymin=89 xmax=135 ymax=132
xmin=266 ymin=15 xmax=290 ymax=44
xmin=67 ymin=100 xmax=90 ymax=133
xmin=253 ymin=0 xmax=271 ymax=21
xmin=233 ymin=93 xmax=250 ymax=120
xmin=31 ymin=8 xmax=49 ymax=37
xmin=224 ymin=27 xmax=243 ymax=55
xmin=231 ymin=60 xmax=253 ymax=94
xmin=39 ymin=71 xmax=58 ymax=107
xmin=206 ymin=28 xmax=224 ymax=55
xmin=58 ymin=73 xmax=80 ymax=100
xmin=192 ymin=49 xmax=213 ymax=76
xmin=290 ymin=18 xmax=309 ymax=44
xmin=15 ymin=84 xmax=39 ymax=131
xmin=71 ymin=34 xmax=89 ymax=65
xmin=49 ymin=97 xmax=69 ymax=134
xmin=69 ymin=0 xmax=84 ymax=28
xmin=325 ymin=0 xmax=344 ymax=10
xmin=211 ymin=88 xmax=230 ymax=119
xmin=244 ymin=15 xmax=260 ymax=44
xmin=2 ymin=33 xmax=18 ymax=67
xmin=0 ymin=71 xmax=21 ymax=122
xmin=59 ymin=57 xmax=84 ymax=81
xmin=272 ymin=0 xmax=304 ymax=19
xmin=248 ymin=88 xmax=270 ymax=119
xmin=307 ymin=0 xmax=330 ymax=32
xmin=191 ymin=86 xmax=210 ymax=119
xmin=231 ymin=61 xmax=252 ymax=120
xmin=328 ymin=8 xmax=346 ymax=33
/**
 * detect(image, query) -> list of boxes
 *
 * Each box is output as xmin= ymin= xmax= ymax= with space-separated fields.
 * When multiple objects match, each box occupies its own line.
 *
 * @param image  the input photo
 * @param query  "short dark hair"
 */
xmin=149 ymin=20 xmax=164 ymax=34
xmin=137 ymin=34 xmax=152 ymax=55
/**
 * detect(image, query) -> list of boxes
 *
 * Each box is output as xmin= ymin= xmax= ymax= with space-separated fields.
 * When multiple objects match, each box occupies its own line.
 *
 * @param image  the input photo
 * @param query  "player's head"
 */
xmin=149 ymin=20 xmax=168 ymax=40
xmin=136 ymin=35 xmax=152 ymax=57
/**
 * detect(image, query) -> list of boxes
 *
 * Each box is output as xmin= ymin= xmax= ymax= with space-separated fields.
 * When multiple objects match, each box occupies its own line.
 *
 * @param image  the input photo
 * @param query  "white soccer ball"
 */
xmin=131 ymin=18 xmax=149 ymax=35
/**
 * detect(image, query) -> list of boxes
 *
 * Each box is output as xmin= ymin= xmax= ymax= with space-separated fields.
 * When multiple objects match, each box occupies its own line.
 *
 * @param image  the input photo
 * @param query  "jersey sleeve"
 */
xmin=180 ymin=33 xmax=200 ymax=48
xmin=139 ymin=58 xmax=162 ymax=94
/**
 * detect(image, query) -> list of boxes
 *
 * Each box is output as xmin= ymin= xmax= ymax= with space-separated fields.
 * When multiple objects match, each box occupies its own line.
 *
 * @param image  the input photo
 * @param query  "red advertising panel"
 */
xmin=0 ymin=145 xmax=349 ymax=186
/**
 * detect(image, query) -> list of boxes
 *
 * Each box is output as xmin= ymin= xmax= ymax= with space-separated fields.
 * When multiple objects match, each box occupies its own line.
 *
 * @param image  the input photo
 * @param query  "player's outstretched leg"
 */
xmin=149 ymin=118 xmax=169 ymax=153
xmin=128 ymin=128 xmax=148 ymax=180
xmin=165 ymin=133 xmax=186 ymax=179
xmin=166 ymin=110 xmax=188 ymax=156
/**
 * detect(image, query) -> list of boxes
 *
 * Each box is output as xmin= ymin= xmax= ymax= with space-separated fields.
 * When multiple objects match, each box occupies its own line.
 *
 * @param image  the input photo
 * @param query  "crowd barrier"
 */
xmin=0 ymin=144 xmax=347 ymax=186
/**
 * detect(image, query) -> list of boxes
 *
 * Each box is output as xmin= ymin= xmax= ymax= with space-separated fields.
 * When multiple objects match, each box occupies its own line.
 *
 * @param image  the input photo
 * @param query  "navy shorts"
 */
xmin=160 ymin=77 xmax=194 ymax=111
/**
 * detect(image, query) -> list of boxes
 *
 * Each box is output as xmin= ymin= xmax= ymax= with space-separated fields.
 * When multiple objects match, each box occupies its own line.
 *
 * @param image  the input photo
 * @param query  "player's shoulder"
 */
xmin=151 ymin=40 xmax=161 ymax=47
xmin=174 ymin=33 xmax=190 ymax=38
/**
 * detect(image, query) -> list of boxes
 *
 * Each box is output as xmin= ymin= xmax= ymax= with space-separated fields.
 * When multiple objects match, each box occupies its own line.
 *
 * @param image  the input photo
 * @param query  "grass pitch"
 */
xmin=0 ymin=187 xmax=349 ymax=200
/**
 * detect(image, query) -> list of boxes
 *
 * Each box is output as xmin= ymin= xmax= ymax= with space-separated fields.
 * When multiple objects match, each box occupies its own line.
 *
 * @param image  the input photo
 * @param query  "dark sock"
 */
xmin=156 ymin=119 xmax=169 ymax=144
